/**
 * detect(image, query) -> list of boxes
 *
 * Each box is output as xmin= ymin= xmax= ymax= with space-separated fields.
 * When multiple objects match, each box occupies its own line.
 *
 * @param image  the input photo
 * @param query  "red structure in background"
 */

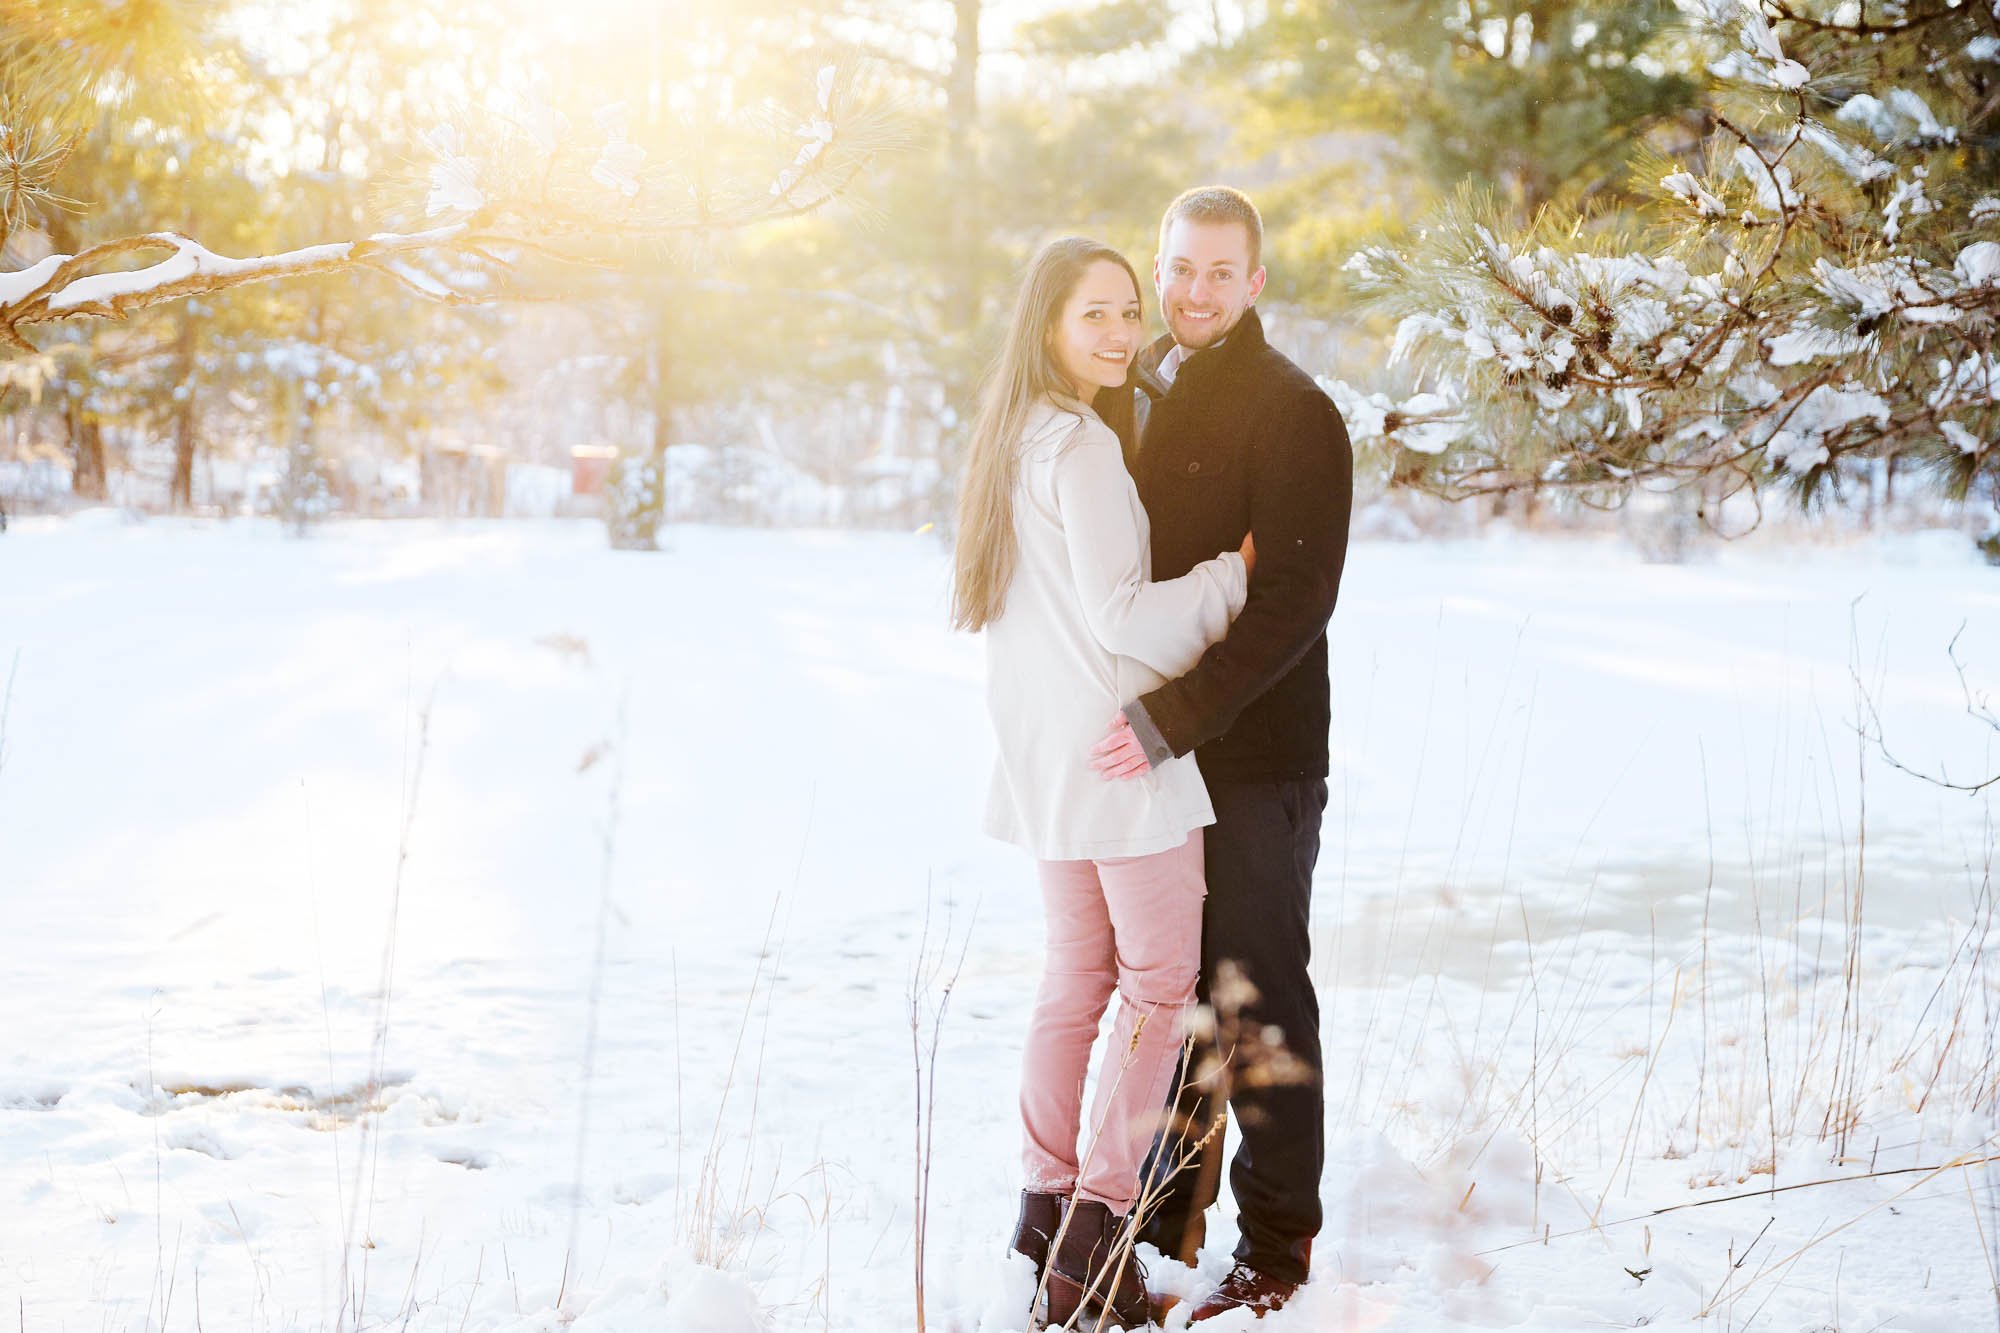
xmin=571 ymin=445 xmax=618 ymax=496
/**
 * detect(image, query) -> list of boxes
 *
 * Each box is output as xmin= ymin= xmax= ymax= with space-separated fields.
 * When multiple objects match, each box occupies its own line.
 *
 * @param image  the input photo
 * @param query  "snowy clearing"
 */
xmin=1 ymin=516 xmax=1996 ymax=1331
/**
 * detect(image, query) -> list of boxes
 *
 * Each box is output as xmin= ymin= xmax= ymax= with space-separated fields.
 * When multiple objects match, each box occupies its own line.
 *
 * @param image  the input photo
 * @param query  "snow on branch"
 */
xmin=0 ymin=228 xmax=479 ymax=349
xmin=1335 ymin=0 xmax=2000 ymax=514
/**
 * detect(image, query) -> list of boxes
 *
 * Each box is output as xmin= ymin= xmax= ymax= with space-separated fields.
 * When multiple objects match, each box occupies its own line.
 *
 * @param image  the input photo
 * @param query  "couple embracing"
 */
xmin=952 ymin=186 xmax=1354 ymax=1328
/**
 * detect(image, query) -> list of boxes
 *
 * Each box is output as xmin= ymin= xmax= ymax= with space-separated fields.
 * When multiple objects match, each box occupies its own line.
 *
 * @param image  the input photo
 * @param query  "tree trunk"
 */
xmin=170 ymin=310 xmax=199 ymax=511
xmin=67 ymin=403 xmax=106 ymax=501
xmin=936 ymin=0 xmax=983 ymax=515
xmin=648 ymin=334 xmax=672 ymax=525
xmin=648 ymin=336 xmax=672 ymax=459
xmin=1518 ymin=0 xmax=1556 ymax=211
xmin=947 ymin=0 xmax=980 ymax=178
xmin=945 ymin=0 xmax=982 ymax=345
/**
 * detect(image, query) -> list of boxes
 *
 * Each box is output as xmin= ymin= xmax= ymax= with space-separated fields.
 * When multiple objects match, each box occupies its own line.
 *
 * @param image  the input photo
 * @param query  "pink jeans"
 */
xmin=1020 ymin=830 xmax=1204 ymax=1214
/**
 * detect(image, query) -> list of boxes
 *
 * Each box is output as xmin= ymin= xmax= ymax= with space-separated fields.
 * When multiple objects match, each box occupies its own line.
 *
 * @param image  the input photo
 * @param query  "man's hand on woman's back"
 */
xmin=1089 ymin=712 xmax=1151 ymax=781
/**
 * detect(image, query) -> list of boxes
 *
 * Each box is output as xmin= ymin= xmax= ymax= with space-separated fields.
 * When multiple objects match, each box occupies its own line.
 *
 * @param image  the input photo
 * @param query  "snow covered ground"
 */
xmin=1 ymin=514 xmax=1996 ymax=1331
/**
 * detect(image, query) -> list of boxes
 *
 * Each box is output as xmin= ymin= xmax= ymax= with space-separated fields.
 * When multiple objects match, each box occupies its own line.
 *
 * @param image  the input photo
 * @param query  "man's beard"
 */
xmin=1170 ymin=305 xmax=1239 ymax=349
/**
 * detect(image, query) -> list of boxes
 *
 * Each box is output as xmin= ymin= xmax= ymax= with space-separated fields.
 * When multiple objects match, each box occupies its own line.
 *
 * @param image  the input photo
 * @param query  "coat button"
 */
xmin=1186 ymin=461 xmax=1201 ymax=475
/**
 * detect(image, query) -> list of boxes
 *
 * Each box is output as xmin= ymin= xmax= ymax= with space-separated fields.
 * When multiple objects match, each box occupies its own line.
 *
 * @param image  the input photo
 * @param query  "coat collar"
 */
xmin=1133 ymin=307 xmax=1269 ymax=401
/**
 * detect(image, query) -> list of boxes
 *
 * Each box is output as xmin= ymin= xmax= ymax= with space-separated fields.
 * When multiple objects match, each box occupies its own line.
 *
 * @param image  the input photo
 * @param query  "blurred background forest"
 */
xmin=0 ymin=0 xmax=1993 ymax=551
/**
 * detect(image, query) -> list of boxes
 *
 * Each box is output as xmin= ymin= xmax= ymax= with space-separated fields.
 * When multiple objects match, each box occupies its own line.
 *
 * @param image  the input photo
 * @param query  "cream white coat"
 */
xmin=982 ymin=401 xmax=1246 ymax=861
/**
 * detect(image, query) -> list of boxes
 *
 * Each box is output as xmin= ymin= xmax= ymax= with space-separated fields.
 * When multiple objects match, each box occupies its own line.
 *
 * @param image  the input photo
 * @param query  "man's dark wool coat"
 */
xmin=1107 ymin=307 xmax=1354 ymax=784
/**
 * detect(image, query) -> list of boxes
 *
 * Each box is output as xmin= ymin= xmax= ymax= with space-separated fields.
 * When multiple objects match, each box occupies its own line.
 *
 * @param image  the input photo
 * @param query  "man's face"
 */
xmin=1154 ymin=218 xmax=1266 ymax=351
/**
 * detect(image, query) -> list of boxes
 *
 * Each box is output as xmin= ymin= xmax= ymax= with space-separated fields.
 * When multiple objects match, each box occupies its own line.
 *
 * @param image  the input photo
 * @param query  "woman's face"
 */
xmin=1048 ymin=259 xmax=1142 ymax=404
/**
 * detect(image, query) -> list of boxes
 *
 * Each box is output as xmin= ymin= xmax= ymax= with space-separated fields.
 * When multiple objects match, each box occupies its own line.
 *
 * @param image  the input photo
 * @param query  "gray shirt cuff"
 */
xmin=1124 ymin=700 xmax=1175 ymax=769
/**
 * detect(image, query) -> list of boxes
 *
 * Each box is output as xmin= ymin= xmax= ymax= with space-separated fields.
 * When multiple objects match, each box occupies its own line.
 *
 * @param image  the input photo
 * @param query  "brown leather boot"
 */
xmin=1010 ymin=1189 xmax=1066 ymax=1273
xmin=1045 ymin=1199 xmax=1154 ymax=1330
xmin=1187 ymin=1261 xmax=1302 ymax=1322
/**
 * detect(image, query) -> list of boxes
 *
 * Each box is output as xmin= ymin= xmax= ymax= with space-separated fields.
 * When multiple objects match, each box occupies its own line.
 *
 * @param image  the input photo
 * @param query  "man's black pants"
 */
xmin=1136 ymin=778 xmax=1326 ymax=1284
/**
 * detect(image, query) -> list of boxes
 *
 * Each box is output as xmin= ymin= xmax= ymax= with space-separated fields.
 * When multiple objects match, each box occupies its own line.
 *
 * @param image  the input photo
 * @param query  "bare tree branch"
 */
xmin=1853 ymin=621 xmax=2000 ymax=796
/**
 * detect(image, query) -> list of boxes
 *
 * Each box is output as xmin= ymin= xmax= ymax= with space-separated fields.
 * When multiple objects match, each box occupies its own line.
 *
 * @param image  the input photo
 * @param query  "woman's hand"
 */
xmin=1238 ymin=529 xmax=1256 ymax=577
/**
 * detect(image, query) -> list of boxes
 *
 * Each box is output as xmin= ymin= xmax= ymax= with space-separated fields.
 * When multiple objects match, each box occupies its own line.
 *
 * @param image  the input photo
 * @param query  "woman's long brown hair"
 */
xmin=949 ymin=237 xmax=1142 ymax=632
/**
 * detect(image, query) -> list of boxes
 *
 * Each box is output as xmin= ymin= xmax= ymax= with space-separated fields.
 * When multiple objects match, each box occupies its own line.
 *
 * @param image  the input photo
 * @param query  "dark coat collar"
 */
xmin=1133 ymin=307 xmax=1270 ymax=401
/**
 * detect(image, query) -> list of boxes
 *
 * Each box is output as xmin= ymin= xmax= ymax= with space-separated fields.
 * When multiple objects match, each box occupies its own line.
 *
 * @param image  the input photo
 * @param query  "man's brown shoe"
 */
xmin=1187 ymin=1262 xmax=1299 ymax=1322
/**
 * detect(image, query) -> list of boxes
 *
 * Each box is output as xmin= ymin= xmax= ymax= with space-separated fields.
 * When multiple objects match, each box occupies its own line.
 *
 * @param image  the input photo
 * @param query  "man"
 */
xmin=1088 ymin=186 xmax=1353 ymax=1320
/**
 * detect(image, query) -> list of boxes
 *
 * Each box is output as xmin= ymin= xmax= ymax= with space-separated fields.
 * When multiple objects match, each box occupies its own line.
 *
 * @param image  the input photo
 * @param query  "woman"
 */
xmin=951 ymin=236 xmax=1252 ymax=1329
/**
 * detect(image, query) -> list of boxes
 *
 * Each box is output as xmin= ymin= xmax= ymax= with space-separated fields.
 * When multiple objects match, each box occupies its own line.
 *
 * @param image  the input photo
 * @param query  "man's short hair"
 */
xmin=1158 ymin=186 xmax=1264 ymax=270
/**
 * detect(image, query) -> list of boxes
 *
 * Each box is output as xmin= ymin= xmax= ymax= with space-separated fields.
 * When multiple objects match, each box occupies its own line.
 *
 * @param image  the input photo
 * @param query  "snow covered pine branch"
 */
xmin=0 ymin=65 xmax=888 ymax=350
xmin=1331 ymin=0 xmax=1998 ymax=518
xmin=0 ymin=229 xmax=492 ymax=351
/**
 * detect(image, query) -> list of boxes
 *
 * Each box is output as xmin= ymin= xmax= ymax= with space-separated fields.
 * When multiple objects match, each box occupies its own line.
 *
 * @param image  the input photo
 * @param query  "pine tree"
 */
xmin=1209 ymin=0 xmax=1706 ymax=310
xmin=0 ymin=0 xmax=908 ymax=541
xmin=760 ymin=0 xmax=1203 ymax=528
xmin=0 ymin=3 xmax=901 ymax=346
xmin=1233 ymin=0 xmax=1703 ymax=213
xmin=1334 ymin=0 xmax=1999 ymax=523
xmin=604 ymin=451 xmax=667 ymax=551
